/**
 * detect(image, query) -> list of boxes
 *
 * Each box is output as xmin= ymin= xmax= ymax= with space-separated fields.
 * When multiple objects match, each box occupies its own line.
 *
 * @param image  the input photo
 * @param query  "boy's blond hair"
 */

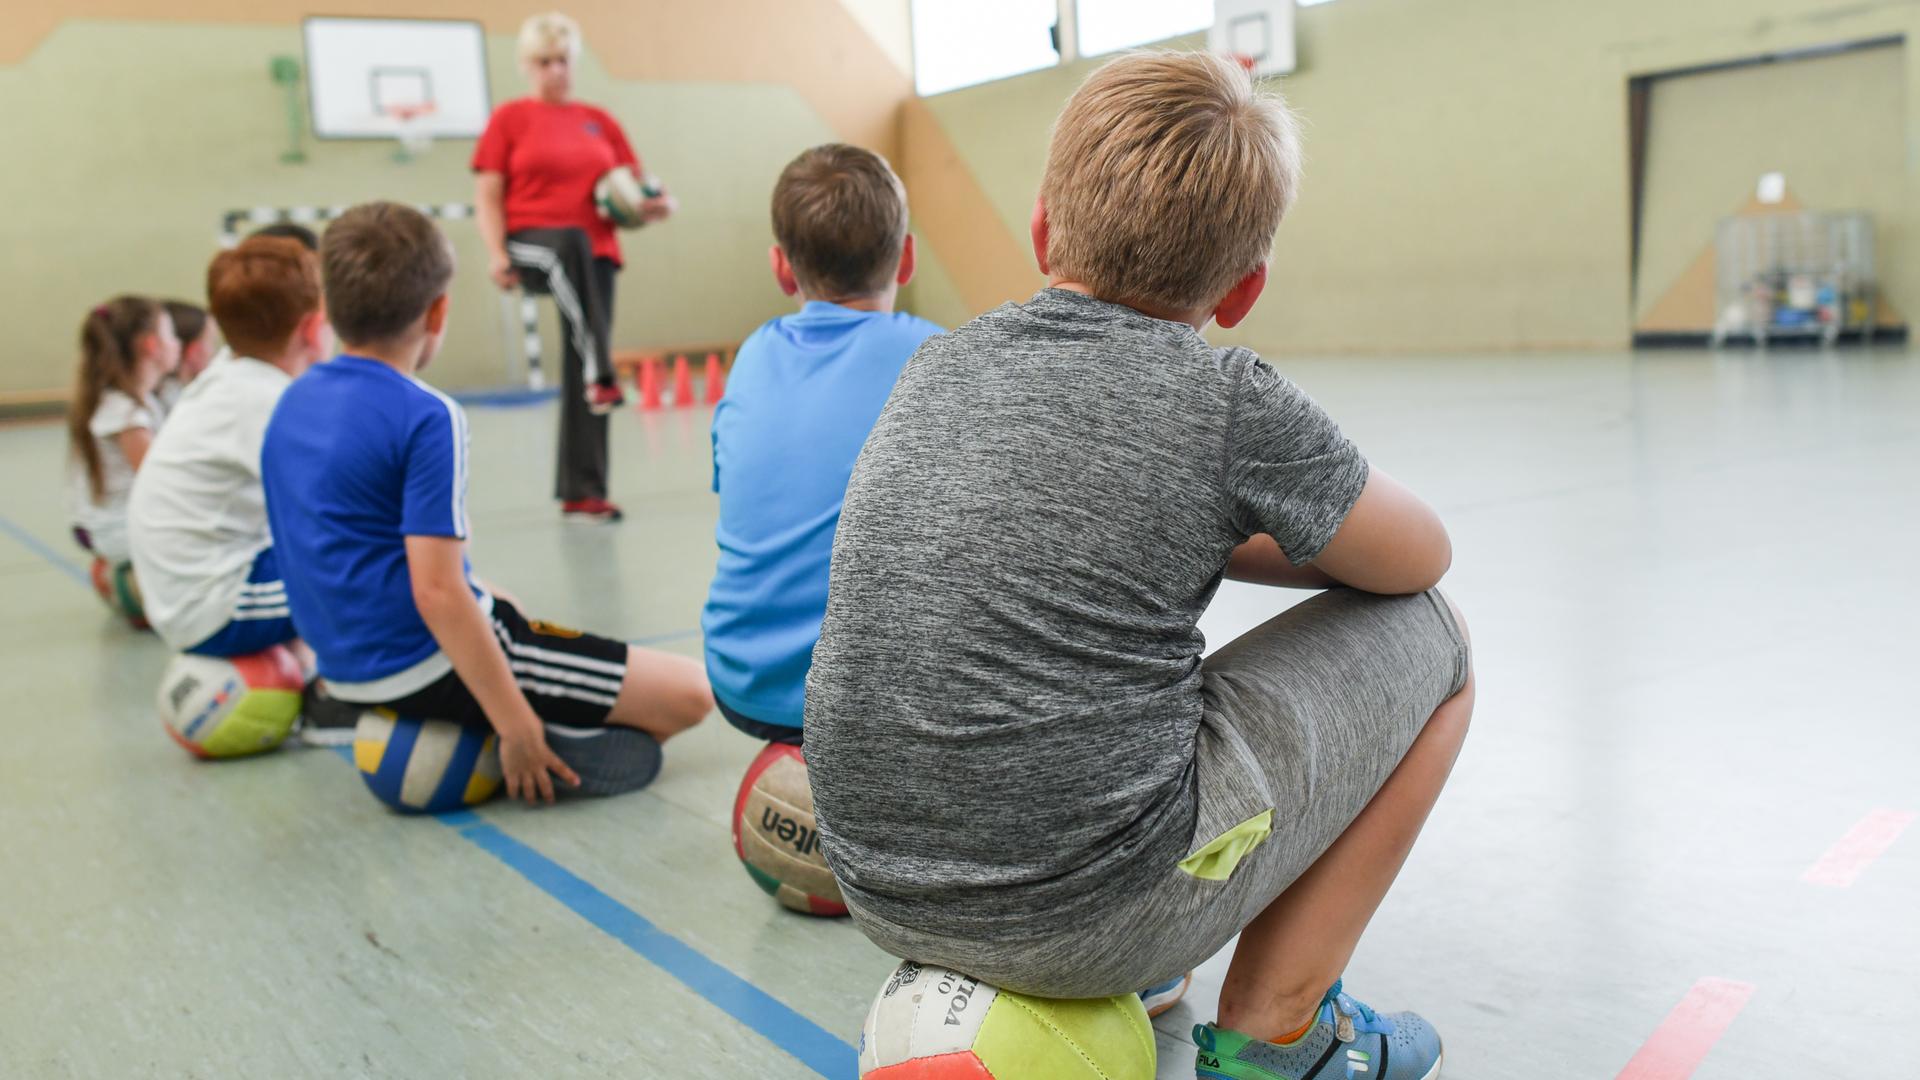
xmin=1040 ymin=51 xmax=1302 ymax=312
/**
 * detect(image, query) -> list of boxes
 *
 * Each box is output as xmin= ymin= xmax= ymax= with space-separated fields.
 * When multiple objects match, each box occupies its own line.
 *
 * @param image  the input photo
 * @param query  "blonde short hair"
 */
xmin=1040 ymin=51 xmax=1302 ymax=312
xmin=518 ymin=12 xmax=581 ymax=60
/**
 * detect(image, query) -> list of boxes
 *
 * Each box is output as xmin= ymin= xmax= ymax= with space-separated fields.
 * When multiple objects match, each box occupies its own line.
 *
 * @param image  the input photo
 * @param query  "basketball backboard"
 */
xmin=303 ymin=17 xmax=491 ymax=140
xmin=1211 ymin=0 xmax=1297 ymax=78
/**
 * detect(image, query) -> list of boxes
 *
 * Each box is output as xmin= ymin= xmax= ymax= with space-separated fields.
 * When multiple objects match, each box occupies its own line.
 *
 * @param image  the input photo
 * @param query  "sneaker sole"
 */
xmin=561 ymin=513 xmax=620 ymax=524
xmin=1195 ymin=1036 xmax=1439 ymax=1080
xmin=1143 ymin=972 xmax=1191 ymax=1019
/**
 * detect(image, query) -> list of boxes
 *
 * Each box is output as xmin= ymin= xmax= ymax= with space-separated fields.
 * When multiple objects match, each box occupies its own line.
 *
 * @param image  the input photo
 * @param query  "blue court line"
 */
xmin=451 ymin=386 xmax=560 ymax=409
xmin=323 ymin=746 xmax=855 ymax=1076
xmin=3 ymin=517 xmax=856 ymax=1079
xmin=439 ymin=810 xmax=857 ymax=1079
xmin=0 ymin=512 xmax=91 ymax=585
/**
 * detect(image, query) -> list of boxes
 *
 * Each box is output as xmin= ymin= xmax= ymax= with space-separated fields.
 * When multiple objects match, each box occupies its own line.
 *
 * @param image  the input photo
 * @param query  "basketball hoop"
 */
xmin=383 ymin=102 xmax=438 ymax=163
xmin=1231 ymin=53 xmax=1257 ymax=74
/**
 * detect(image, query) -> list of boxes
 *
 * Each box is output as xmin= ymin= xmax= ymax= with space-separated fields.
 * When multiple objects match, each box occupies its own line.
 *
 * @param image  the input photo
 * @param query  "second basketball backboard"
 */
xmin=1212 ymin=0 xmax=1297 ymax=78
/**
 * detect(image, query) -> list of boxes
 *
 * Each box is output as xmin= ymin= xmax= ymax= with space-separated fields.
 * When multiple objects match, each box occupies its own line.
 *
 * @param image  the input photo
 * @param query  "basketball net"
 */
xmin=384 ymin=103 xmax=438 ymax=162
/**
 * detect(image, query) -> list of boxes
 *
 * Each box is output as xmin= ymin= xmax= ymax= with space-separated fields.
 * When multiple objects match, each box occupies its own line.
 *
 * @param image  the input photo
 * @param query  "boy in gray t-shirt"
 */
xmin=806 ymin=53 xmax=1474 ymax=1079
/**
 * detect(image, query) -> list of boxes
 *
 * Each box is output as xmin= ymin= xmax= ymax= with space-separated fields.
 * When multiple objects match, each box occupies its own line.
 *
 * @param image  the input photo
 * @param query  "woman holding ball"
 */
xmin=473 ymin=11 xmax=674 ymax=523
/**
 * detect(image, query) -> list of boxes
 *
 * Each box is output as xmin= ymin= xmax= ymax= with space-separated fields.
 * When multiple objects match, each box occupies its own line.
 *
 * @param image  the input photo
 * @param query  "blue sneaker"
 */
xmin=1193 ymin=980 xmax=1442 ymax=1080
xmin=1140 ymin=972 xmax=1192 ymax=1018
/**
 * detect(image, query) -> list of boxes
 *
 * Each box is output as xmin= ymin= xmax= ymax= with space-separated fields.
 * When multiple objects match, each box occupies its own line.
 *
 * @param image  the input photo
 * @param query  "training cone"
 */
xmin=671 ymin=355 xmax=695 ymax=408
xmin=703 ymin=352 xmax=726 ymax=405
xmin=637 ymin=355 xmax=663 ymax=411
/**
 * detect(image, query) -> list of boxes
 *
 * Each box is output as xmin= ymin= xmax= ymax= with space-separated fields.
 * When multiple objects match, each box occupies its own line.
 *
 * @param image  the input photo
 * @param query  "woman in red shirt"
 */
xmin=473 ymin=12 xmax=673 ymax=523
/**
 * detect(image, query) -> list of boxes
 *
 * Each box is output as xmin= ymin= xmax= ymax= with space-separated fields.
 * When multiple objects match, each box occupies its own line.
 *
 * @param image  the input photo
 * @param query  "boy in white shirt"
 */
xmin=129 ymin=237 xmax=330 ymax=659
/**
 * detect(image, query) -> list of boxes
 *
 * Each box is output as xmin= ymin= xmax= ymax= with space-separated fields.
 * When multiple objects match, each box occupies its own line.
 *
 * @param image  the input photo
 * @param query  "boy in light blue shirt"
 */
xmin=702 ymin=144 xmax=942 ymax=744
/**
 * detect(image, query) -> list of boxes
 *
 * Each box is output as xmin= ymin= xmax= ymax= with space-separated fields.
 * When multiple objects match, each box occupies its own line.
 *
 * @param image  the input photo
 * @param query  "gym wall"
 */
xmin=0 ymin=1 xmax=955 ymax=402
xmin=902 ymin=0 xmax=1920 ymax=354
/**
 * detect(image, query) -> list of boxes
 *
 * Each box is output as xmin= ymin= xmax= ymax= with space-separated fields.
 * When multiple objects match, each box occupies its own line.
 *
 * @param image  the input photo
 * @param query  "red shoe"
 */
xmin=561 ymin=497 xmax=625 ymax=523
xmin=585 ymin=383 xmax=626 ymax=414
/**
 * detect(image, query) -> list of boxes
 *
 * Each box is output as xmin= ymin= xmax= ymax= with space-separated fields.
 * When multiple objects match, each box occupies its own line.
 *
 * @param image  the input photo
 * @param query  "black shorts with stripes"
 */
xmin=375 ymin=598 xmax=628 ymax=730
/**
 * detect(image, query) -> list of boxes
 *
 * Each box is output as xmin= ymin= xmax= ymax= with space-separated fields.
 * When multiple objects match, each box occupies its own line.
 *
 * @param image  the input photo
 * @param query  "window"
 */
xmin=912 ymin=0 xmax=1061 ymax=96
xmin=1075 ymin=0 xmax=1212 ymax=58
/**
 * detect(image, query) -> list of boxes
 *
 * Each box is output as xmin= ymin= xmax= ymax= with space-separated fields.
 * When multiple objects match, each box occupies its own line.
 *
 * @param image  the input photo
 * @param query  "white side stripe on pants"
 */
xmin=506 ymin=240 xmax=603 ymax=383
xmin=516 ymin=677 xmax=620 ymax=709
xmin=235 ymin=581 xmax=289 ymax=620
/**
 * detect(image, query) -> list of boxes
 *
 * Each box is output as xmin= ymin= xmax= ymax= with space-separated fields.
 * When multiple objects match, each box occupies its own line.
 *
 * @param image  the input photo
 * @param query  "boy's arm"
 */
xmin=1225 ymin=534 xmax=1338 ymax=589
xmin=115 ymin=427 xmax=154 ymax=472
xmin=1311 ymin=468 xmax=1451 ymax=595
xmin=405 ymin=535 xmax=579 ymax=803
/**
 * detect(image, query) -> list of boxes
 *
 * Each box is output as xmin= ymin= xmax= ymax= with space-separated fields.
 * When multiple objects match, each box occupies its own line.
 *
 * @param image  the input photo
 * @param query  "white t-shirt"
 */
xmin=128 ymin=355 xmax=292 ymax=650
xmin=69 ymin=389 xmax=162 ymax=562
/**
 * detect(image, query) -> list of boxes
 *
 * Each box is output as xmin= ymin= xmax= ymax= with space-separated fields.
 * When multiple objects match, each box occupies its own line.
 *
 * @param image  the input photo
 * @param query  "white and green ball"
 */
xmin=157 ymin=646 xmax=305 ymax=759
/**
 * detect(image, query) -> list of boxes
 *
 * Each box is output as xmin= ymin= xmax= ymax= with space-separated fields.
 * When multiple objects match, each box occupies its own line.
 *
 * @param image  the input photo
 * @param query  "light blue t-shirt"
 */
xmin=261 ymin=355 xmax=487 ymax=700
xmin=702 ymin=303 xmax=942 ymax=728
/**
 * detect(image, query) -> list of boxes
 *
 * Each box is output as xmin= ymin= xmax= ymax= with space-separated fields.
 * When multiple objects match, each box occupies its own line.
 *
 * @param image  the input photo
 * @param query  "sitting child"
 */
xmin=701 ymin=143 xmax=941 ymax=747
xmin=67 ymin=296 xmax=179 ymax=617
xmin=129 ymin=238 xmax=328 ymax=665
xmin=261 ymin=201 xmax=712 ymax=804
xmin=804 ymin=53 xmax=1474 ymax=1079
xmin=154 ymin=300 xmax=217 ymax=414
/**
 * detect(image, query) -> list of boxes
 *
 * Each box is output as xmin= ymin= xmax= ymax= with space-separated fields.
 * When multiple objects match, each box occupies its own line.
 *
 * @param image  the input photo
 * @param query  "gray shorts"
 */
xmin=846 ymin=587 xmax=1470 ymax=998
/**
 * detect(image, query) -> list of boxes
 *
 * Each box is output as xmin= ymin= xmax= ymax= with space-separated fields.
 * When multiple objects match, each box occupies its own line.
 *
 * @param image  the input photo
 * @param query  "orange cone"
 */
xmin=671 ymin=354 xmax=695 ymax=408
xmin=637 ymin=355 xmax=663 ymax=411
xmin=703 ymin=352 xmax=726 ymax=405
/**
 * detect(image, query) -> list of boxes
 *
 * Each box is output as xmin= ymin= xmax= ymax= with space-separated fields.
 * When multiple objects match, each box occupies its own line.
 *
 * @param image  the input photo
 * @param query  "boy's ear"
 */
xmin=1029 ymin=198 xmax=1051 ymax=275
xmin=424 ymin=293 xmax=452 ymax=335
xmin=300 ymin=308 xmax=331 ymax=352
xmin=895 ymin=233 xmax=916 ymax=287
xmin=769 ymin=244 xmax=801 ymax=297
xmin=1212 ymin=263 xmax=1268 ymax=330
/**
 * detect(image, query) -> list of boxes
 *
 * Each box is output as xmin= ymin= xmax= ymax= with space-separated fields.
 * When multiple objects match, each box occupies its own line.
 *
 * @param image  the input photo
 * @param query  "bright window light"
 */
xmin=912 ymin=0 xmax=1061 ymax=96
xmin=1076 ymin=0 xmax=1212 ymax=57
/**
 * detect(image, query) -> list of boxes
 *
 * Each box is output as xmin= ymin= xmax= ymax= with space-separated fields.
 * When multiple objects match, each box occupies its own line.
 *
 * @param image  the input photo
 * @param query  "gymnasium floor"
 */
xmin=2 ymin=347 xmax=1915 ymax=1079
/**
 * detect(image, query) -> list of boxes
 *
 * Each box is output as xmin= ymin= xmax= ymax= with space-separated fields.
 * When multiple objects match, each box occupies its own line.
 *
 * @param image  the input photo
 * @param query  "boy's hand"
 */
xmin=499 ymin=730 xmax=581 ymax=805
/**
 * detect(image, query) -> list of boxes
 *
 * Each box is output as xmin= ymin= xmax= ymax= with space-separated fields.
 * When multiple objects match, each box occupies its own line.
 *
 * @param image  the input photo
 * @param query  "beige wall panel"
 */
xmin=915 ymin=0 xmax=1920 ymax=353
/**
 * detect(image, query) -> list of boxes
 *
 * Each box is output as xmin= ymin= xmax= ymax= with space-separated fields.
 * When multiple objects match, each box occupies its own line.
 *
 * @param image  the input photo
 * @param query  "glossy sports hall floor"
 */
xmin=2 ymin=347 xmax=1915 ymax=1079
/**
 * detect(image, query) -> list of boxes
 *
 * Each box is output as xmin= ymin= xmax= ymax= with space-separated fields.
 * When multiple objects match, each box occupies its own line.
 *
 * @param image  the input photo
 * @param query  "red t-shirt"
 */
xmin=472 ymin=98 xmax=639 ymax=264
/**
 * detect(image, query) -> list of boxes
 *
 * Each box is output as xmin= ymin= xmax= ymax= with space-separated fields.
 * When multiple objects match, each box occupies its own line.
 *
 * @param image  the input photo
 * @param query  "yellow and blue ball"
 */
xmin=353 ymin=709 xmax=502 ymax=814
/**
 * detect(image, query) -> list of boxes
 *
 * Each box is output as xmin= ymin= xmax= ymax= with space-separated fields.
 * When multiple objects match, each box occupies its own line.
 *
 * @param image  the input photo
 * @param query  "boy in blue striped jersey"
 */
xmin=262 ymin=202 xmax=711 ymax=804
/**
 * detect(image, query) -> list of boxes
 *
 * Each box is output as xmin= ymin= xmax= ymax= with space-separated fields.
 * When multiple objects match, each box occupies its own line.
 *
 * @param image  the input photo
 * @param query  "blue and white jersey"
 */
xmin=261 ymin=355 xmax=489 ymax=701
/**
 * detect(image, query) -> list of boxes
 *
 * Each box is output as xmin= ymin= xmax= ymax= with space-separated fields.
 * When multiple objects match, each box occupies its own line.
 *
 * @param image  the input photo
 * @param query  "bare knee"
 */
xmin=654 ymin=657 xmax=713 ymax=739
xmin=671 ymin=670 xmax=715 ymax=734
xmin=614 ymin=649 xmax=712 ymax=741
xmin=1434 ymin=587 xmax=1471 ymax=649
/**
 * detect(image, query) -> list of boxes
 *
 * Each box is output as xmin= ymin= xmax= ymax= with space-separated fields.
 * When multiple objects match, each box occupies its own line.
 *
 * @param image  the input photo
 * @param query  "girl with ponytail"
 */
xmin=67 ymin=296 xmax=179 ymax=576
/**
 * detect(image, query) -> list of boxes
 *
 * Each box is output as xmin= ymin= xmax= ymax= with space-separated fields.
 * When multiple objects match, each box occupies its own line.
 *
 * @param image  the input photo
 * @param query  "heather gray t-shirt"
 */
xmin=805 ymin=288 xmax=1370 ymax=935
